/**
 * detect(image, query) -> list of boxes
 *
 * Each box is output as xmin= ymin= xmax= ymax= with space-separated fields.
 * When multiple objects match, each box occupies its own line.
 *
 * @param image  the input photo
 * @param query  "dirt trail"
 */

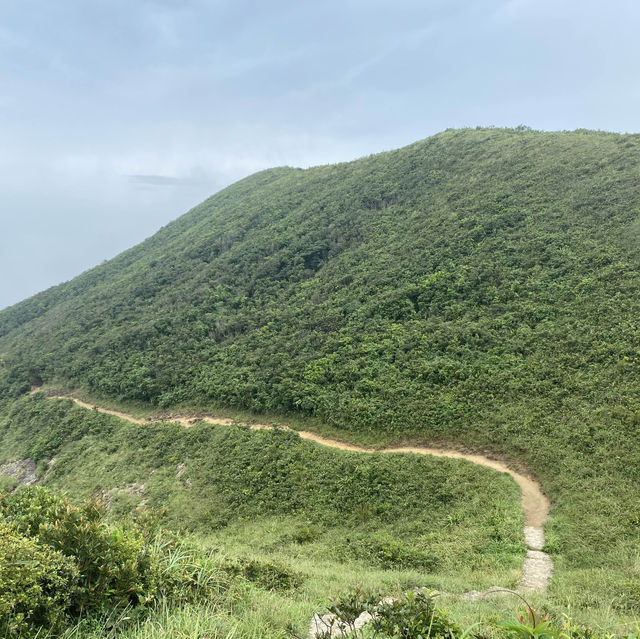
xmin=36 ymin=392 xmax=553 ymax=593
xmin=46 ymin=395 xmax=235 ymax=429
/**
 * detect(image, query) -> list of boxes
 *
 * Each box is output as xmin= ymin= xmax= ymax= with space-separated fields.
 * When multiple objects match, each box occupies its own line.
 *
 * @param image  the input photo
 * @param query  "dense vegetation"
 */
xmin=0 ymin=399 xmax=635 ymax=638
xmin=0 ymin=127 xmax=639 ymax=631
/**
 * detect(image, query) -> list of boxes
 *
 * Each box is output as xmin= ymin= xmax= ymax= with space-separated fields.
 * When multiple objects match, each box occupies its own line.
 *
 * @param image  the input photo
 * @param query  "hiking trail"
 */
xmin=31 ymin=390 xmax=553 ymax=606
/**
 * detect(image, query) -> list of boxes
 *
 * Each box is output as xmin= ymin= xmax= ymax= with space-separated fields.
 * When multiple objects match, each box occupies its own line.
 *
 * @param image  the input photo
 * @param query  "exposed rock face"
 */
xmin=0 ymin=458 xmax=37 ymax=486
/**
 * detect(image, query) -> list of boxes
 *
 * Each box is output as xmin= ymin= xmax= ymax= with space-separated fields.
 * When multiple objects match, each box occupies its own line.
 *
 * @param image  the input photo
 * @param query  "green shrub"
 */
xmin=321 ymin=587 xmax=461 ymax=639
xmin=338 ymin=533 xmax=438 ymax=570
xmin=0 ymin=487 xmax=231 ymax=635
xmin=291 ymin=524 xmax=320 ymax=544
xmin=0 ymin=523 xmax=77 ymax=636
xmin=372 ymin=590 xmax=462 ymax=638
xmin=0 ymin=487 xmax=156 ymax=616
xmin=222 ymin=557 xmax=302 ymax=591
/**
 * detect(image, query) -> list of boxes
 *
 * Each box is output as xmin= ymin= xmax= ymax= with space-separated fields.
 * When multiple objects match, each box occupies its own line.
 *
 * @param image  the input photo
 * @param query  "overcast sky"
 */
xmin=1 ymin=0 xmax=638 ymax=310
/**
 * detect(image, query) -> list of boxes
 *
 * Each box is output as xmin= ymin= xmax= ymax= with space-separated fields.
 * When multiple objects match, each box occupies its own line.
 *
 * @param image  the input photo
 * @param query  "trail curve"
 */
xmin=34 ymin=391 xmax=553 ymax=592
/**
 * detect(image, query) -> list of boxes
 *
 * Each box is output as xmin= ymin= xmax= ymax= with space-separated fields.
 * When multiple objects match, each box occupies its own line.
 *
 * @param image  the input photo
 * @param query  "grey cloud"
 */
xmin=128 ymin=174 xmax=207 ymax=187
xmin=1 ymin=0 xmax=640 ymax=310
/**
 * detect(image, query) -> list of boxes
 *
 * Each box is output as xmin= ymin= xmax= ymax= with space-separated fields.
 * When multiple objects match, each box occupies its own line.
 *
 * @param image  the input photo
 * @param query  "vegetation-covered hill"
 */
xmin=0 ymin=127 xmax=639 ymax=625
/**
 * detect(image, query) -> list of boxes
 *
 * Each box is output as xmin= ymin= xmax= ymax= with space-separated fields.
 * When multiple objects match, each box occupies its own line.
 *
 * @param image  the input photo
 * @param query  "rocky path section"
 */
xmin=33 ymin=391 xmax=553 ymax=594
xmin=520 ymin=526 xmax=554 ymax=591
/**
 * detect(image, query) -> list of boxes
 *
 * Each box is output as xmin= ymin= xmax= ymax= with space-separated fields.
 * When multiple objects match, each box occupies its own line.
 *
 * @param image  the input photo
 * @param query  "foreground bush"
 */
xmin=0 ymin=524 xmax=77 ymax=635
xmin=315 ymin=587 xmax=460 ymax=639
xmin=0 ymin=487 xmax=228 ymax=637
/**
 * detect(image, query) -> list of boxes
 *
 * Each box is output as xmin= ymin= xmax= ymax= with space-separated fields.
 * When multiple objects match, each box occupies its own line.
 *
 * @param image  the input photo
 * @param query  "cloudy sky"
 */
xmin=1 ymin=0 xmax=638 ymax=309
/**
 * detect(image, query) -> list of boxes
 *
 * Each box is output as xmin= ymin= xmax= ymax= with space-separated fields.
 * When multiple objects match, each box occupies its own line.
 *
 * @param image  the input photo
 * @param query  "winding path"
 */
xmin=34 ymin=391 xmax=553 ymax=594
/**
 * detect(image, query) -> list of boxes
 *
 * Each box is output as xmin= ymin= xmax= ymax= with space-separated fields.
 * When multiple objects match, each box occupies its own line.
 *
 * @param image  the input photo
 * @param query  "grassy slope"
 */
xmin=2 ymin=393 xmax=636 ymax=633
xmin=0 ymin=393 xmax=524 ymax=636
xmin=0 ymin=127 xmax=639 ymax=622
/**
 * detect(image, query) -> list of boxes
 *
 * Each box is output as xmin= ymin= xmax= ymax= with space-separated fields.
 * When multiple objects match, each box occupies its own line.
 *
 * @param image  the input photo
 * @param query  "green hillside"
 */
xmin=0 ymin=127 xmax=639 ymax=633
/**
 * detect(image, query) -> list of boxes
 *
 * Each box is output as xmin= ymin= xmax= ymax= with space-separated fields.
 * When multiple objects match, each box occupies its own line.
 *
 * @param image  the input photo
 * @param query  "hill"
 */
xmin=0 ymin=127 xmax=639 ymax=628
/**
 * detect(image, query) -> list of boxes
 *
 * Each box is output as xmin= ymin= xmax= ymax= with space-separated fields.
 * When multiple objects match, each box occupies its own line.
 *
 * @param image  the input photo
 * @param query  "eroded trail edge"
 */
xmin=37 ymin=392 xmax=553 ymax=593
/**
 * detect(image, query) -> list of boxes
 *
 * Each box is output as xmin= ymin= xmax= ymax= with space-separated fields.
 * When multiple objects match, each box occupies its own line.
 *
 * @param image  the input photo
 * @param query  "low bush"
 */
xmin=0 ymin=487 xmax=230 ymax=637
xmin=0 ymin=524 xmax=77 ymax=636
xmin=0 ymin=487 xmax=157 ymax=617
xmin=222 ymin=557 xmax=302 ymax=591
xmin=338 ymin=533 xmax=438 ymax=571
xmin=318 ymin=587 xmax=461 ymax=639
xmin=291 ymin=524 xmax=320 ymax=544
xmin=372 ymin=590 xmax=461 ymax=638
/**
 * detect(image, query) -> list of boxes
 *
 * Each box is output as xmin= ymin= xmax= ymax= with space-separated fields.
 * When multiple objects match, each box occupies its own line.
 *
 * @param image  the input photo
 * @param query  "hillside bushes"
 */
xmin=1 ymin=128 xmax=640 ymax=628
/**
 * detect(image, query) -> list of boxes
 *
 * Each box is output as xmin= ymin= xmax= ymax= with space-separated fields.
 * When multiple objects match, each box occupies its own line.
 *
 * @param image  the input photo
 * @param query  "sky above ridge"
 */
xmin=1 ymin=0 xmax=639 ymax=309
